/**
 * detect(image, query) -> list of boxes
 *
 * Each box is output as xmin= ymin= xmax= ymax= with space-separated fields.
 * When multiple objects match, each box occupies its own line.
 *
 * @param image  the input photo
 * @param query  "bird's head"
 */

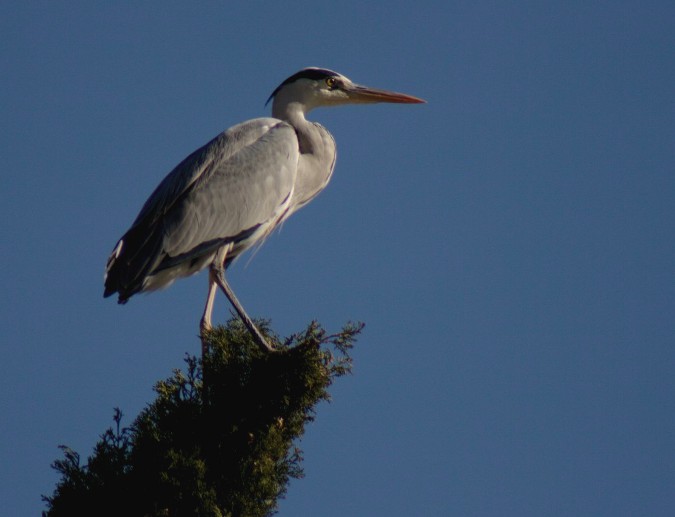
xmin=267 ymin=67 xmax=425 ymax=117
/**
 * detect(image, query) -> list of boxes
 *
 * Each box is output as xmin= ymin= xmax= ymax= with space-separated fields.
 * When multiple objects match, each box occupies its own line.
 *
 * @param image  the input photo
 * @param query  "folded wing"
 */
xmin=104 ymin=118 xmax=299 ymax=303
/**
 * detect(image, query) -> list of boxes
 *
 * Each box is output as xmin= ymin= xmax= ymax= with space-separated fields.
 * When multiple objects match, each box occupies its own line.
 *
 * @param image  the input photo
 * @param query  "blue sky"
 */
xmin=1 ymin=2 xmax=673 ymax=515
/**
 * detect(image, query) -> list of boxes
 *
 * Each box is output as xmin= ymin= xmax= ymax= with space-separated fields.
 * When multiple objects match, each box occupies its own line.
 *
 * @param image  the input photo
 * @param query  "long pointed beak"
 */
xmin=344 ymin=83 xmax=426 ymax=104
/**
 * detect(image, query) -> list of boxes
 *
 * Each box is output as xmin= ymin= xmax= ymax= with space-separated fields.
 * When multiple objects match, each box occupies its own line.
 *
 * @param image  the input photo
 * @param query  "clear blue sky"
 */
xmin=1 ymin=2 xmax=673 ymax=515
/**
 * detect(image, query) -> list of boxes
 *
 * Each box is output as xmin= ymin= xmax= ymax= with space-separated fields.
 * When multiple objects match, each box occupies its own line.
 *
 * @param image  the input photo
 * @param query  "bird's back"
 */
xmin=104 ymin=117 xmax=299 ymax=303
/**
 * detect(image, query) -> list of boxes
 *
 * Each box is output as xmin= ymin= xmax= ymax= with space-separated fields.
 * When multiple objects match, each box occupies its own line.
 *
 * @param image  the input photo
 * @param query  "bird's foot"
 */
xmin=248 ymin=325 xmax=275 ymax=353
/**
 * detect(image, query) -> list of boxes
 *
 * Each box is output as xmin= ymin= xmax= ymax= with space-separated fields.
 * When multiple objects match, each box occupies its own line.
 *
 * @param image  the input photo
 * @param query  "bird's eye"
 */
xmin=325 ymin=77 xmax=337 ymax=89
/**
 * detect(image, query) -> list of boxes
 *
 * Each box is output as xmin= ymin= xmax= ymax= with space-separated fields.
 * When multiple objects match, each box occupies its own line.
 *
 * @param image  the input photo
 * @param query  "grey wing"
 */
xmin=104 ymin=118 xmax=299 ymax=302
xmin=132 ymin=117 xmax=283 ymax=226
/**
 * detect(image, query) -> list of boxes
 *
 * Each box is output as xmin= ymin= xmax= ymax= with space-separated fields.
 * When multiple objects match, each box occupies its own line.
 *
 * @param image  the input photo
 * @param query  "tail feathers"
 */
xmin=103 ymin=241 xmax=139 ymax=304
xmin=103 ymin=223 xmax=164 ymax=304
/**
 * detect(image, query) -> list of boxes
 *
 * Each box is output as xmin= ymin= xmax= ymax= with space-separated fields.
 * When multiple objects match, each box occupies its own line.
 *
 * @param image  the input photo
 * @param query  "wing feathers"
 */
xmin=104 ymin=118 xmax=299 ymax=302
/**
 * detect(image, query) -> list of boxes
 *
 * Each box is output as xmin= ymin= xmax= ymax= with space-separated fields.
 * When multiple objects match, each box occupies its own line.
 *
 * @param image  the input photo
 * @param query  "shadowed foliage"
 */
xmin=43 ymin=319 xmax=363 ymax=516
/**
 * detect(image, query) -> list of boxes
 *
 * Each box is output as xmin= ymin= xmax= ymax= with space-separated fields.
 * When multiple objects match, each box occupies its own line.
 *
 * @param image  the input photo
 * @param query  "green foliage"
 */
xmin=43 ymin=319 xmax=363 ymax=517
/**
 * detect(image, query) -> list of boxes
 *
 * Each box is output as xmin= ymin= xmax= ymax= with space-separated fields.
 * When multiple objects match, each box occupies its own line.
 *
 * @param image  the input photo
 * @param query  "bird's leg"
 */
xmin=211 ymin=266 xmax=275 ymax=353
xmin=199 ymin=273 xmax=219 ymax=357
xmin=199 ymin=245 xmax=232 ymax=357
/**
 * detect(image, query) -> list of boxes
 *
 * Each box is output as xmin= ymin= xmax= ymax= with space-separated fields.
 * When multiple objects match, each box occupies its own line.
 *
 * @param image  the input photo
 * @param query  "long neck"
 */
xmin=272 ymin=99 xmax=337 ymax=214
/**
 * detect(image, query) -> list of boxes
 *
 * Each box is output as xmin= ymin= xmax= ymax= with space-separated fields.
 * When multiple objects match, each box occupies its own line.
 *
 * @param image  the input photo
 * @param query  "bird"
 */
xmin=104 ymin=67 xmax=425 ymax=353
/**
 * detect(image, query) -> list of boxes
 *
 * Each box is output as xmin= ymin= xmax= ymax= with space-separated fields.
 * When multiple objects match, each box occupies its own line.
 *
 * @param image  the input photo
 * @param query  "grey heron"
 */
xmin=104 ymin=67 xmax=424 ymax=353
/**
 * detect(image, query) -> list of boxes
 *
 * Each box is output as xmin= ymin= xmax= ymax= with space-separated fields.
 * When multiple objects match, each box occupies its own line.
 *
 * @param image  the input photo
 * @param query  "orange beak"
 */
xmin=343 ymin=83 xmax=426 ymax=104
